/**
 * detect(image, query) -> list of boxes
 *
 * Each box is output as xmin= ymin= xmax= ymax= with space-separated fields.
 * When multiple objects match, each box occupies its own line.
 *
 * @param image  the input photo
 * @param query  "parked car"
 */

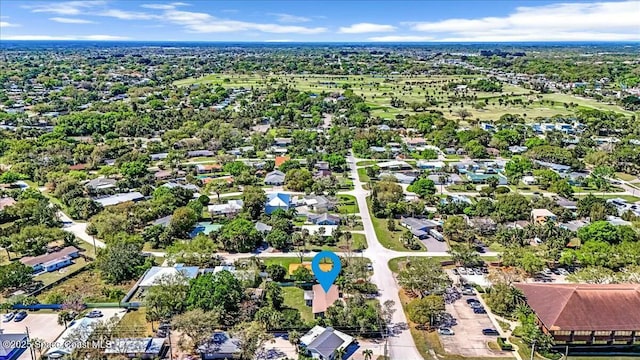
xmin=2 ymin=312 xmax=15 ymax=322
xmin=86 ymin=310 xmax=103 ymax=318
xmin=466 ymin=298 xmax=480 ymax=304
xmin=470 ymin=302 xmax=483 ymax=309
xmin=14 ymin=311 xmax=27 ymax=322
xmin=473 ymin=307 xmax=487 ymax=314
xmin=482 ymin=328 xmax=500 ymax=336
xmin=462 ymin=288 xmax=475 ymax=295
xmin=458 ymin=267 xmax=467 ymax=275
xmin=438 ymin=328 xmax=455 ymax=335
xmin=452 ymin=268 xmax=459 ymax=275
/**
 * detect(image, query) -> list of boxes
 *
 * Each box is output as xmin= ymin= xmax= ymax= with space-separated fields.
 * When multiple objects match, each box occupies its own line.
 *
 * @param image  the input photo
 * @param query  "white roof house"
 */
xmin=138 ymin=265 xmax=199 ymax=289
xmin=208 ymin=200 xmax=244 ymax=215
xmin=377 ymin=160 xmax=411 ymax=170
xmin=94 ymin=192 xmax=144 ymax=207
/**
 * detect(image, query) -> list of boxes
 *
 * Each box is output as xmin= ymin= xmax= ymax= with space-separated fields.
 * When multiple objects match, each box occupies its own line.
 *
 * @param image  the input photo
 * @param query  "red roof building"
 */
xmin=515 ymin=283 xmax=640 ymax=346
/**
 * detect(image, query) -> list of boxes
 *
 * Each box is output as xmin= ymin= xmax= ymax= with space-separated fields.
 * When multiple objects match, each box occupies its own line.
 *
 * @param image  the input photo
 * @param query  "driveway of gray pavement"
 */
xmin=421 ymin=236 xmax=449 ymax=252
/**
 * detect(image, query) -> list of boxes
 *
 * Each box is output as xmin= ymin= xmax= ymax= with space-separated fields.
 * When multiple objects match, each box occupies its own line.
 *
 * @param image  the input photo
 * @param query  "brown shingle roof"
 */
xmin=20 ymin=246 xmax=80 ymax=267
xmin=312 ymin=284 xmax=340 ymax=314
xmin=515 ymin=283 xmax=640 ymax=331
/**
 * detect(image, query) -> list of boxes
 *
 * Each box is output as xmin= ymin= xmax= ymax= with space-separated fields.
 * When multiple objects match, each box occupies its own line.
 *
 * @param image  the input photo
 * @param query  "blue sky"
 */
xmin=1 ymin=0 xmax=639 ymax=42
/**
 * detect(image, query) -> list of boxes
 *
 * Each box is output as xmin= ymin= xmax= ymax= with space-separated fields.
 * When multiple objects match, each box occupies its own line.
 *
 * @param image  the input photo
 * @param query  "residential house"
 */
xmin=380 ymin=172 xmax=415 ymax=184
xmin=255 ymin=221 xmax=273 ymax=233
xmin=531 ymin=209 xmax=557 ymax=224
xmin=515 ymin=283 xmax=640 ymax=348
xmin=85 ymin=177 xmax=117 ymax=191
xmin=138 ymin=264 xmax=199 ymax=290
xmin=0 ymin=197 xmax=17 ymax=211
xmin=469 ymin=217 xmax=497 ymax=234
xmin=607 ymin=216 xmax=632 ymax=227
xmin=308 ymin=213 xmax=341 ymax=226
xmin=275 ymin=156 xmax=290 ymax=168
xmin=315 ymin=161 xmax=330 ymax=171
xmin=556 ymin=197 xmax=577 ymax=210
xmin=151 ymin=215 xmax=172 ymax=228
xmin=534 ymin=160 xmax=571 ymax=173
xmin=198 ymin=332 xmax=241 ymax=360
xmin=162 ymin=182 xmax=200 ymax=193
xmin=377 ymin=160 xmax=412 ymax=170
xmin=153 ymin=170 xmax=173 ymax=181
xmin=308 ymin=284 xmax=340 ymax=318
xmin=104 ymin=338 xmax=168 ymax=359
xmin=264 ymin=170 xmax=286 ymax=186
xmin=301 ymin=225 xmax=338 ymax=237
xmin=400 ymin=217 xmax=439 ymax=239
xmin=299 ymin=195 xmax=335 ymax=212
xmin=300 ymin=326 xmax=354 ymax=360
xmin=195 ymin=164 xmax=222 ymax=174
xmin=508 ymin=145 xmax=528 ymax=154
xmin=94 ymin=192 xmax=144 ymax=207
xmin=265 ymin=193 xmax=291 ymax=215
xmin=208 ymin=200 xmax=243 ymax=216
xmin=416 ymin=160 xmax=445 ymax=170
xmin=427 ymin=174 xmax=464 ymax=185
xmin=274 ymin=138 xmax=292 ymax=147
xmin=187 ymin=150 xmax=214 ymax=158
xmin=20 ymin=246 xmax=80 ymax=273
xmin=150 ymin=152 xmax=168 ymax=161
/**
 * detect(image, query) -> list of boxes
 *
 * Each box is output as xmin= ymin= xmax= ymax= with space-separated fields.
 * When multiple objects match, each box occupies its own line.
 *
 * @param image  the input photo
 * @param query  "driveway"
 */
xmin=421 ymin=236 xmax=449 ymax=252
xmin=440 ymin=296 xmax=511 ymax=358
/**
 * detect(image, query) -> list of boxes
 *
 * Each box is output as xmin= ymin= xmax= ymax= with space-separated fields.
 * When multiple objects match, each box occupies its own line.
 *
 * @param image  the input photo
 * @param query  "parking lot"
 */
xmin=439 ymin=295 xmax=511 ymax=358
xmin=1 ymin=313 xmax=65 ymax=360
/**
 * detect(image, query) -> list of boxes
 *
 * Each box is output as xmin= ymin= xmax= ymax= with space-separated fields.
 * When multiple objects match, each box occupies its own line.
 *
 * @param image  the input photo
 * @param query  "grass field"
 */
xmin=574 ymin=194 xmax=640 ymax=202
xmin=367 ymin=198 xmax=425 ymax=252
xmin=356 ymin=161 xmax=377 ymax=166
xmin=616 ymin=172 xmax=639 ymax=182
xmin=117 ymin=308 xmax=154 ymax=336
xmin=282 ymin=286 xmax=313 ymax=322
xmin=337 ymin=194 xmax=359 ymax=214
xmin=174 ymin=73 xmax=630 ymax=123
xmin=37 ymin=268 xmax=134 ymax=303
xmin=358 ymin=168 xmax=371 ymax=183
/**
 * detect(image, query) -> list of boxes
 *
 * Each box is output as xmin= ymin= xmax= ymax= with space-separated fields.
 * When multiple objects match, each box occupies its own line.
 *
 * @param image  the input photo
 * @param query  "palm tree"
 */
xmin=288 ymin=330 xmax=300 ymax=354
xmin=362 ymin=349 xmax=374 ymax=360
xmin=334 ymin=347 xmax=347 ymax=360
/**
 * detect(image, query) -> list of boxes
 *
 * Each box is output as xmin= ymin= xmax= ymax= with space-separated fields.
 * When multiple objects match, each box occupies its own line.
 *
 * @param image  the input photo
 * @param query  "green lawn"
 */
xmin=388 ymin=256 xmax=454 ymax=273
xmin=357 ymin=168 xmax=371 ymax=183
xmin=282 ymin=286 xmax=313 ymax=322
xmin=35 ymin=257 xmax=91 ymax=287
xmin=574 ymin=194 xmax=640 ymax=202
xmin=367 ymin=199 xmax=425 ymax=252
xmin=616 ymin=172 xmax=638 ymax=182
xmin=262 ymin=257 xmax=313 ymax=271
xmin=117 ymin=308 xmax=154 ymax=336
xmin=337 ymin=194 xmax=359 ymax=214
xmin=356 ymin=161 xmax=377 ymax=166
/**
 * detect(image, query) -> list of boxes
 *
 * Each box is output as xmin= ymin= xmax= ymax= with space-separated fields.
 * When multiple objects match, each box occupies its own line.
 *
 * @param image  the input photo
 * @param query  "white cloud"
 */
xmin=162 ymin=9 xmax=326 ymax=34
xmin=368 ymin=35 xmax=435 ymax=42
xmin=408 ymin=1 xmax=640 ymax=41
xmin=141 ymin=2 xmax=189 ymax=10
xmin=0 ymin=21 xmax=20 ymax=28
xmin=268 ymin=13 xmax=311 ymax=23
xmin=339 ymin=23 xmax=396 ymax=34
xmin=100 ymin=9 xmax=158 ymax=20
xmin=25 ymin=1 xmax=105 ymax=15
xmin=0 ymin=34 xmax=129 ymax=41
xmin=49 ymin=17 xmax=95 ymax=24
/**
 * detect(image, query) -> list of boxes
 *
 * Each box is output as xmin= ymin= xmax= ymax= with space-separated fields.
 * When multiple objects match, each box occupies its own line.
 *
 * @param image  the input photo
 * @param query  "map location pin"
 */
xmin=311 ymin=251 xmax=342 ymax=293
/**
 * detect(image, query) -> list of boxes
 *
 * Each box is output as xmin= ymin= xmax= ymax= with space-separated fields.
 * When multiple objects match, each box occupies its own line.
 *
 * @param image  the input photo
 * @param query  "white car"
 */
xmin=438 ymin=328 xmax=455 ymax=335
xmin=2 ymin=312 xmax=15 ymax=322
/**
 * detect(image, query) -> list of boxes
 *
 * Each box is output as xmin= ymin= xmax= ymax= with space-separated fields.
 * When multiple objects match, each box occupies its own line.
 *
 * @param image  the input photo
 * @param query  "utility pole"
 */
xmin=167 ymin=322 xmax=174 ymax=360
